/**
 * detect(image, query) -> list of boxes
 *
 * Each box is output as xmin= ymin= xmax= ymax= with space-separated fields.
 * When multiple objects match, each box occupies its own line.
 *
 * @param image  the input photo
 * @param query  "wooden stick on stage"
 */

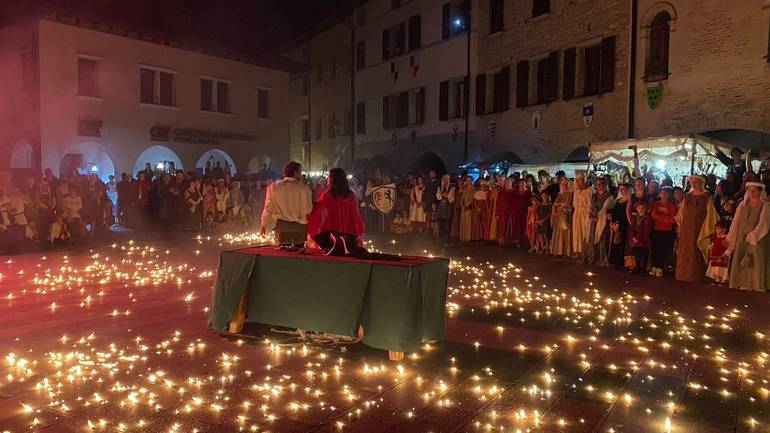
xmin=229 ymin=289 xmax=249 ymax=334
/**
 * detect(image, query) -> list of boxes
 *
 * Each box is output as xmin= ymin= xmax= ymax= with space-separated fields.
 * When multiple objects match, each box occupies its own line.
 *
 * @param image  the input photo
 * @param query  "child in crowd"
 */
xmin=535 ymin=192 xmax=552 ymax=254
xmin=649 ymin=186 xmax=677 ymax=277
xmin=629 ymin=201 xmax=651 ymax=275
xmin=706 ymin=221 xmax=730 ymax=283
xmin=526 ymin=195 xmax=539 ymax=252
xmin=48 ymin=215 xmax=70 ymax=247
xmin=389 ymin=212 xmax=411 ymax=234
xmin=719 ymin=198 xmax=737 ymax=227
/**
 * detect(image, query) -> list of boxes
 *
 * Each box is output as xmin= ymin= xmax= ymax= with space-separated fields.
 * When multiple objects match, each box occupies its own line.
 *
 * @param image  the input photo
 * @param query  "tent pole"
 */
xmin=689 ymin=135 xmax=697 ymax=176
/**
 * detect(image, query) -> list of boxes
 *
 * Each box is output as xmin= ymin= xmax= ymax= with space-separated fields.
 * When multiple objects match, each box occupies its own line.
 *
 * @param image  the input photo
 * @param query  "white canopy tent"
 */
xmin=588 ymin=135 xmax=735 ymax=182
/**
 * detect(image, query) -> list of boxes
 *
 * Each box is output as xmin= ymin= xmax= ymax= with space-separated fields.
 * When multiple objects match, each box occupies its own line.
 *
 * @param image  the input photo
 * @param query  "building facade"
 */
xmin=633 ymin=0 xmax=770 ymax=145
xmin=287 ymin=23 xmax=355 ymax=173
xmin=475 ymin=0 xmax=631 ymax=164
xmin=475 ymin=0 xmax=770 ymax=165
xmin=287 ymin=0 xmax=478 ymax=173
xmin=0 ymin=15 xmax=290 ymax=180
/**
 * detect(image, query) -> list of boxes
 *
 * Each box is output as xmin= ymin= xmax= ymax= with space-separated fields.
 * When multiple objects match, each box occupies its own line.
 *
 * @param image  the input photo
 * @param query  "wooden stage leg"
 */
xmin=228 ymin=289 xmax=249 ymax=334
xmin=389 ymin=351 xmax=404 ymax=361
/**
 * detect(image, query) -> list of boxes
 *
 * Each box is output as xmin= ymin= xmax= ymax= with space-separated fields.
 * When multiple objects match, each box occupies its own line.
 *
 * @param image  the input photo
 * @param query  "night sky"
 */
xmin=4 ymin=0 xmax=356 ymax=58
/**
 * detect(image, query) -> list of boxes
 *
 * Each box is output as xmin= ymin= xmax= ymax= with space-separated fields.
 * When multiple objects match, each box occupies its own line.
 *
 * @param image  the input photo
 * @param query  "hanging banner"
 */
xmin=371 ymin=183 xmax=396 ymax=215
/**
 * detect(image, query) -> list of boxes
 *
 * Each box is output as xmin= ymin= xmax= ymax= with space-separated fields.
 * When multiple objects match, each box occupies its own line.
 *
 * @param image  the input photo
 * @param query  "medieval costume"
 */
xmin=609 ymin=186 xmax=631 ymax=269
xmin=583 ymin=188 xmax=614 ymax=265
xmin=487 ymin=185 xmax=501 ymax=241
xmin=726 ymin=182 xmax=770 ymax=291
xmin=675 ymin=176 xmax=718 ymax=283
xmin=571 ymin=177 xmax=593 ymax=255
xmin=496 ymin=181 xmax=515 ymax=245
xmin=550 ymin=182 xmax=573 ymax=256
xmin=471 ymin=186 xmax=489 ymax=241
xmin=308 ymin=189 xmax=367 ymax=246
xmin=435 ymin=175 xmax=455 ymax=238
xmin=460 ymin=181 xmax=475 ymax=242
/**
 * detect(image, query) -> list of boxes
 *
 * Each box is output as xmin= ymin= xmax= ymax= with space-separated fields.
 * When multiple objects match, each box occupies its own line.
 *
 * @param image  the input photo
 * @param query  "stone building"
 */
xmin=475 ymin=0 xmax=631 ymax=164
xmin=286 ymin=22 xmax=354 ymax=173
xmin=0 ymin=13 xmax=293 ymax=180
xmin=633 ymin=0 xmax=770 ymax=147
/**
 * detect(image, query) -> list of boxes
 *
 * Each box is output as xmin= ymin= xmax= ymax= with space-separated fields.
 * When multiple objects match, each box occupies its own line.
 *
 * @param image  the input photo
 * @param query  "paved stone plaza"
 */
xmin=1 ymin=233 xmax=769 ymax=433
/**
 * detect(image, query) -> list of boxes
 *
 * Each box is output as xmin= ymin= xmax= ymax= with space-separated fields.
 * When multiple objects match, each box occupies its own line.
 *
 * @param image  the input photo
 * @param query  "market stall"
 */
xmin=589 ymin=135 xmax=734 ymax=186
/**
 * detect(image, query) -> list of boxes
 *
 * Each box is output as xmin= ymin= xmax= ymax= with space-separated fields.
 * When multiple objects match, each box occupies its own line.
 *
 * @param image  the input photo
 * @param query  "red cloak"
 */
xmin=308 ymin=190 xmax=366 ymax=245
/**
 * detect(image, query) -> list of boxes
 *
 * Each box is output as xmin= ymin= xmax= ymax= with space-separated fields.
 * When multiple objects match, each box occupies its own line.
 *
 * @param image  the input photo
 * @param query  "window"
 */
xmin=315 ymin=116 xmax=322 ymax=140
xmin=439 ymin=78 xmax=467 ymax=120
xmin=442 ymin=0 xmax=469 ymax=40
xmin=532 ymin=0 xmax=550 ymax=17
xmin=382 ymin=23 xmax=406 ymax=60
xmin=356 ymin=41 xmax=366 ymax=70
xmin=200 ymin=78 xmax=231 ymax=113
xmin=475 ymin=74 xmax=486 ymax=115
xmin=408 ymin=15 xmax=422 ymax=51
xmin=646 ymin=11 xmax=671 ymax=81
xmin=492 ymin=66 xmax=510 ymax=112
xmin=257 ymin=88 xmax=270 ymax=119
xmin=582 ymin=36 xmax=615 ymax=96
xmin=140 ymin=67 xmax=176 ymax=106
xmin=515 ymin=61 xmax=529 ymax=108
xmin=583 ymin=44 xmax=602 ymax=96
xmin=382 ymin=91 xmax=412 ymax=128
xmin=328 ymin=115 xmax=337 ymax=138
xmin=563 ymin=47 xmax=576 ymax=100
xmin=356 ymin=101 xmax=366 ymax=134
xmin=535 ymin=52 xmax=559 ymax=105
xmin=408 ymin=87 xmax=425 ymax=125
xmin=77 ymin=57 xmax=99 ymax=97
xmin=301 ymin=117 xmax=310 ymax=142
xmin=489 ymin=0 xmax=504 ymax=34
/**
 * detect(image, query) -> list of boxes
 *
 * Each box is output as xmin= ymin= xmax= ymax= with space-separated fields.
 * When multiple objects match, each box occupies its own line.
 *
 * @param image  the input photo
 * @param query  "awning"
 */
xmin=589 ymin=134 xmax=731 ymax=165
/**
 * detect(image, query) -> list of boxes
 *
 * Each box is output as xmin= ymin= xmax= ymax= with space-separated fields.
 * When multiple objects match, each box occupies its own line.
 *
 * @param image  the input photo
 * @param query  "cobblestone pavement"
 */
xmin=1 ymin=232 xmax=769 ymax=433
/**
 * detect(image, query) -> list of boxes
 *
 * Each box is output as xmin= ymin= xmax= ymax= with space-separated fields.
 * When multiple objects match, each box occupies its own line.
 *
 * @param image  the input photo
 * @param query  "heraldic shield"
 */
xmin=371 ymin=183 xmax=396 ymax=215
xmin=647 ymin=83 xmax=663 ymax=110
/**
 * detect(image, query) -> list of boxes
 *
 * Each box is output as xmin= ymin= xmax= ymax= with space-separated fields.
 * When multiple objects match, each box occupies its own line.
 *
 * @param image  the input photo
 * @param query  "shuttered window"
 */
xmin=600 ymin=36 xmax=616 ymax=93
xmin=489 ymin=0 xmax=504 ymax=34
xmin=546 ymin=51 xmax=559 ymax=102
xmin=439 ymin=80 xmax=449 ymax=120
xmin=583 ymin=44 xmax=602 ymax=96
xmin=397 ymin=91 xmax=409 ymax=127
xmin=475 ymin=74 xmax=486 ymax=115
xmin=356 ymin=102 xmax=366 ymax=134
xmin=563 ymin=47 xmax=576 ymax=100
xmin=492 ymin=66 xmax=510 ymax=112
xmin=408 ymin=15 xmax=422 ymax=51
xmin=382 ymin=28 xmax=391 ymax=60
xmin=356 ymin=41 xmax=366 ymax=70
xmin=646 ymin=12 xmax=671 ymax=79
xmin=536 ymin=58 xmax=548 ymax=105
xmin=515 ymin=61 xmax=529 ymax=108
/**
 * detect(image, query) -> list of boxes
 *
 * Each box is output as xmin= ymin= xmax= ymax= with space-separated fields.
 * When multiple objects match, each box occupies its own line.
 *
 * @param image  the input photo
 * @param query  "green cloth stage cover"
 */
xmin=209 ymin=246 xmax=449 ymax=353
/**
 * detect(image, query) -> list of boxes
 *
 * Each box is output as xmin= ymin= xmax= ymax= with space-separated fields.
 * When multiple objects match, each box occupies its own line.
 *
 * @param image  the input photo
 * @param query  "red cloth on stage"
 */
xmin=509 ymin=192 xmax=530 ymax=243
xmin=308 ymin=190 xmax=366 ymax=245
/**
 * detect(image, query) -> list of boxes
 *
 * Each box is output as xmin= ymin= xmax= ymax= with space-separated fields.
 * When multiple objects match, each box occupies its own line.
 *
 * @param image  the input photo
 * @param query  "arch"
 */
xmin=410 ymin=152 xmax=447 ymax=176
xmin=9 ymin=141 xmax=33 ymax=169
xmin=642 ymin=3 xmax=676 ymax=82
xmin=563 ymin=146 xmax=590 ymax=163
xmin=247 ymin=154 xmax=274 ymax=175
xmin=196 ymin=149 xmax=237 ymax=177
xmin=59 ymin=141 xmax=116 ymax=182
xmin=133 ymin=145 xmax=183 ymax=177
xmin=641 ymin=2 xmax=677 ymax=27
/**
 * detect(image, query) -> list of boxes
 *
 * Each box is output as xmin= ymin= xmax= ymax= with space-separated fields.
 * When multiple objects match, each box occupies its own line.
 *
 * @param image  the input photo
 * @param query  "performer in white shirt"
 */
xmin=260 ymin=161 xmax=313 ymax=246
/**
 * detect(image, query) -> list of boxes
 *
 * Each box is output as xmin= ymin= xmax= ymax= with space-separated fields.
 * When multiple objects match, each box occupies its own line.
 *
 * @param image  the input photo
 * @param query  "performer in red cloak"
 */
xmin=509 ymin=179 xmax=532 ymax=247
xmin=308 ymin=168 xmax=366 ymax=246
xmin=496 ymin=178 xmax=515 ymax=245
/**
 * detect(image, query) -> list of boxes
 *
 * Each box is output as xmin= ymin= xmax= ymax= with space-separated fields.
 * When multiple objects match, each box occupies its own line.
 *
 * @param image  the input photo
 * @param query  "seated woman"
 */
xmin=308 ymin=168 xmax=366 ymax=246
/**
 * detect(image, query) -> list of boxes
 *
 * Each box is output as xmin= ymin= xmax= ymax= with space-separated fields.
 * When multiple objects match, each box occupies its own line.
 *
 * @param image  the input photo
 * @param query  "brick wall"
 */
xmin=634 ymin=0 xmax=770 ymax=139
xmin=476 ymin=0 xmax=631 ymax=163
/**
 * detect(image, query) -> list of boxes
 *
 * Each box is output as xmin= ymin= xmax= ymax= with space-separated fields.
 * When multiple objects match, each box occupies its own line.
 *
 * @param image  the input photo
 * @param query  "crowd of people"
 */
xmin=3 ymin=145 xmax=770 ymax=292
xmin=343 ymin=146 xmax=770 ymax=292
xmin=0 ymin=163 xmax=275 ymax=252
